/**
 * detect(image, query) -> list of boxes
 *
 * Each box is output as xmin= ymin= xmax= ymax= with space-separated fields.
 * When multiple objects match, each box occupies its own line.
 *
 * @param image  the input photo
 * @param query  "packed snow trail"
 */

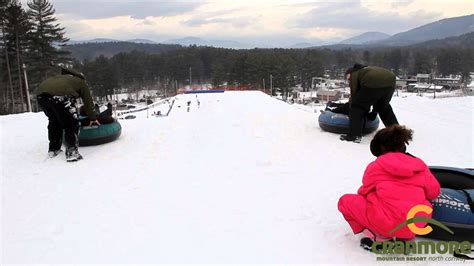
xmin=1 ymin=91 xmax=472 ymax=263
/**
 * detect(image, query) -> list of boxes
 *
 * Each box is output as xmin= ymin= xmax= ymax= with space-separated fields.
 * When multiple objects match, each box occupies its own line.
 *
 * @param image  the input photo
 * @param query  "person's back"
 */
xmin=359 ymin=151 xmax=439 ymax=239
xmin=36 ymin=68 xmax=98 ymax=162
xmin=37 ymin=74 xmax=96 ymax=120
xmin=38 ymin=74 xmax=85 ymax=97
xmin=341 ymin=64 xmax=399 ymax=143
xmin=338 ymin=125 xmax=440 ymax=244
xmin=357 ymin=66 xmax=396 ymax=90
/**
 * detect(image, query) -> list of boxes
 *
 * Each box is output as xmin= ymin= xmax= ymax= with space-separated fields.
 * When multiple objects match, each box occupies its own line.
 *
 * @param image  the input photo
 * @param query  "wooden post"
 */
xmin=22 ymin=64 xmax=32 ymax=112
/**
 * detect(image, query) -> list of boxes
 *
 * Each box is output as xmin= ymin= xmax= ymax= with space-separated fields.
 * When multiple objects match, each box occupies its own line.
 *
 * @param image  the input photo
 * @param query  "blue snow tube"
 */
xmin=318 ymin=110 xmax=379 ymax=134
xmin=78 ymin=119 xmax=122 ymax=146
xmin=427 ymin=167 xmax=474 ymax=241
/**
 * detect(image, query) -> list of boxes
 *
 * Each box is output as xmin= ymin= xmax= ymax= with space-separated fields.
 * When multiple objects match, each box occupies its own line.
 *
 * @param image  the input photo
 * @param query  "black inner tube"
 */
xmin=429 ymin=166 xmax=474 ymax=189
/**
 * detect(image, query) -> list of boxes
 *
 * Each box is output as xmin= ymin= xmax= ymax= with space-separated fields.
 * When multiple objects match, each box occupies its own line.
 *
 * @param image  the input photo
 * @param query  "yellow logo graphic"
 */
xmin=406 ymin=204 xmax=433 ymax=235
xmin=390 ymin=204 xmax=453 ymax=235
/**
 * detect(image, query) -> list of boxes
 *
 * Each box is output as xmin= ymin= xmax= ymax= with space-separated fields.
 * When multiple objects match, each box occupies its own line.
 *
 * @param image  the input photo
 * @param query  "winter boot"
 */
xmin=360 ymin=237 xmax=375 ymax=251
xmin=340 ymin=134 xmax=361 ymax=143
xmin=360 ymin=237 xmax=409 ymax=254
xmin=66 ymin=147 xmax=83 ymax=162
xmin=48 ymin=149 xmax=63 ymax=158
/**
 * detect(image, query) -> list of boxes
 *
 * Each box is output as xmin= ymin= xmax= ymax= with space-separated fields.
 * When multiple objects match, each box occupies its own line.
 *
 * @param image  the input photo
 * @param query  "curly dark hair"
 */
xmin=370 ymin=125 xmax=414 ymax=157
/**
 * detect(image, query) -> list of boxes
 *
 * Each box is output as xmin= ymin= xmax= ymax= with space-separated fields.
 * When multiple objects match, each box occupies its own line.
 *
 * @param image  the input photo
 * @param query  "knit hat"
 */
xmin=345 ymin=63 xmax=367 ymax=75
xmin=61 ymin=67 xmax=85 ymax=80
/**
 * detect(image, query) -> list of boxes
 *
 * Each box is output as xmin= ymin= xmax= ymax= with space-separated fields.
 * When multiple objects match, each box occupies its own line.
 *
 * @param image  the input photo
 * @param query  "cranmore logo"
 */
xmin=390 ymin=204 xmax=453 ymax=236
xmin=370 ymin=204 xmax=471 ymax=256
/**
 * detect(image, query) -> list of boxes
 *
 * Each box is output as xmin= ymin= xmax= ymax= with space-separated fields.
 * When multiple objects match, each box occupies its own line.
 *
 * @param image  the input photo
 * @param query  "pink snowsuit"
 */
xmin=338 ymin=152 xmax=440 ymax=239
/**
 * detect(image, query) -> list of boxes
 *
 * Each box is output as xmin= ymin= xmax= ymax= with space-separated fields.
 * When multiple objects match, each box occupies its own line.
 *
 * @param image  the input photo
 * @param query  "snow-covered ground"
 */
xmin=1 ymin=91 xmax=473 ymax=264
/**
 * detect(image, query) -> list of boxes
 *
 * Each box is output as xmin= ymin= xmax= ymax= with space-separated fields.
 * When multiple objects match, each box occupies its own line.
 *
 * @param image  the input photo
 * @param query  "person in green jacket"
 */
xmin=340 ymin=64 xmax=399 ymax=143
xmin=36 ymin=68 xmax=99 ymax=162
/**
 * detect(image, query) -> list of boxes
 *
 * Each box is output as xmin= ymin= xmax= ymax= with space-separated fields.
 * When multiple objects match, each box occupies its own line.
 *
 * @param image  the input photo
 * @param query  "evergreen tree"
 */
xmin=82 ymin=56 xmax=118 ymax=101
xmin=27 ymin=0 xmax=70 ymax=86
xmin=210 ymin=61 xmax=226 ymax=87
xmin=412 ymin=51 xmax=433 ymax=74
xmin=4 ymin=0 xmax=31 ymax=111
xmin=1 ymin=0 xmax=16 ymax=113
xmin=386 ymin=49 xmax=403 ymax=75
xmin=297 ymin=50 xmax=324 ymax=91
xmin=437 ymin=49 xmax=474 ymax=82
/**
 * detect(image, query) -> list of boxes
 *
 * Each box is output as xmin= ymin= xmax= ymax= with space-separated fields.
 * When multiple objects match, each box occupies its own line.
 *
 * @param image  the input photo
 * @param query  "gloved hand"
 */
xmin=367 ymin=111 xmax=378 ymax=121
xmin=89 ymin=120 xmax=100 ymax=126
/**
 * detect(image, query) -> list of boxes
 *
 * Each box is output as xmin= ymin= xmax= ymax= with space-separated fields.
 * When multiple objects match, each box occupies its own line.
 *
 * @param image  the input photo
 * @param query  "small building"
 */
xmin=416 ymin=74 xmax=430 ymax=84
xmin=317 ymin=90 xmax=341 ymax=102
xmin=433 ymin=77 xmax=462 ymax=90
xmin=410 ymin=84 xmax=444 ymax=92
xmin=294 ymin=91 xmax=318 ymax=104
xmin=311 ymin=77 xmax=327 ymax=89
xmin=396 ymin=76 xmax=416 ymax=90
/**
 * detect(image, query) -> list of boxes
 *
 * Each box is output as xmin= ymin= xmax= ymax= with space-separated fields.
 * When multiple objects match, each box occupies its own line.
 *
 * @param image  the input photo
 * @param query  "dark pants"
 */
xmin=327 ymin=102 xmax=350 ymax=115
xmin=37 ymin=94 xmax=79 ymax=151
xmin=349 ymin=86 xmax=399 ymax=136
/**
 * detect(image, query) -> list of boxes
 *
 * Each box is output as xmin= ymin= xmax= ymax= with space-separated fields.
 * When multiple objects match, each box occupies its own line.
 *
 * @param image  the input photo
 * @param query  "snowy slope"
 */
xmin=1 ymin=91 xmax=473 ymax=263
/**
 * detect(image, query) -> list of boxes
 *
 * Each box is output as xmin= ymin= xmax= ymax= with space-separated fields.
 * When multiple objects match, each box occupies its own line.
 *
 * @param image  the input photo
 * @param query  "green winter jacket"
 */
xmin=37 ymin=74 xmax=96 ymax=120
xmin=350 ymin=66 xmax=396 ymax=96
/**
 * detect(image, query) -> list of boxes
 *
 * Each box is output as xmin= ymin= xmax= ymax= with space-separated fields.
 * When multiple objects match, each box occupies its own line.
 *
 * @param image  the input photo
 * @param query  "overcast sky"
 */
xmin=21 ymin=0 xmax=474 ymax=46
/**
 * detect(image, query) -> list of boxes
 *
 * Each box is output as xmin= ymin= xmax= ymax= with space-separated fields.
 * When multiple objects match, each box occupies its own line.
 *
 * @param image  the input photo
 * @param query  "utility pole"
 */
xmin=1 ymin=17 xmax=15 ymax=113
xmin=270 ymin=74 xmax=273 ymax=96
xmin=189 ymin=67 xmax=192 ymax=90
xmin=22 ymin=64 xmax=31 ymax=112
xmin=262 ymin=78 xmax=265 ymax=93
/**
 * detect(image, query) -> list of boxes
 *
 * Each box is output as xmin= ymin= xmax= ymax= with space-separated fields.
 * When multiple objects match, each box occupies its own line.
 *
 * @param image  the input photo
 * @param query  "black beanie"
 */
xmin=346 ymin=63 xmax=367 ymax=75
xmin=61 ymin=67 xmax=85 ymax=80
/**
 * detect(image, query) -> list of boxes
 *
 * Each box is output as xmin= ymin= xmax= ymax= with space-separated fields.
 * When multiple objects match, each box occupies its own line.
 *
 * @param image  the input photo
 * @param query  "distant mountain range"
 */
xmin=68 ymin=37 xmax=322 ymax=49
xmin=409 ymin=31 xmax=474 ymax=49
xmin=68 ymin=38 xmax=157 ymax=45
xmin=319 ymin=14 xmax=473 ymax=49
xmin=162 ymin=37 xmax=251 ymax=49
xmin=288 ymin=42 xmax=318 ymax=49
xmin=65 ymin=14 xmax=474 ymax=59
xmin=379 ymin=14 xmax=474 ymax=46
xmin=64 ymin=42 xmax=182 ymax=61
xmin=339 ymin=32 xmax=391 ymax=45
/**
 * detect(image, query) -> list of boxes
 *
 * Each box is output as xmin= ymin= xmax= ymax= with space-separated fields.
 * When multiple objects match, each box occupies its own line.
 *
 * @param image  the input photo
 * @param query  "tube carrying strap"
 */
xmin=460 ymin=189 xmax=474 ymax=213
xmin=453 ymin=250 xmax=474 ymax=260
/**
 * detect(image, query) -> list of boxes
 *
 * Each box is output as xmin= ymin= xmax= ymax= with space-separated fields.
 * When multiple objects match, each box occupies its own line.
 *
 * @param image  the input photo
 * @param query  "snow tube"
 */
xmin=429 ymin=166 xmax=474 ymax=190
xmin=318 ymin=110 xmax=379 ymax=134
xmin=427 ymin=167 xmax=474 ymax=241
xmin=78 ymin=120 xmax=122 ymax=146
xmin=184 ymin=90 xmax=225 ymax=94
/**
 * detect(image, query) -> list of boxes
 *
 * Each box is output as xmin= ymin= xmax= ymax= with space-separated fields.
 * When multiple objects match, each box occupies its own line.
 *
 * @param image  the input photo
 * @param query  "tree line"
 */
xmin=1 ymin=0 xmax=69 ymax=114
xmin=73 ymin=43 xmax=473 ymax=102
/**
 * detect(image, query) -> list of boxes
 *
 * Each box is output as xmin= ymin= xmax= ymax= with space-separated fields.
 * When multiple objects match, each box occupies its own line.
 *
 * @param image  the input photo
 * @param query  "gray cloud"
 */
xmin=291 ymin=0 xmax=442 ymax=34
xmin=390 ymin=0 xmax=416 ymax=8
xmin=184 ymin=16 xmax=252 ymax=28
xmin=51 ymin=0 xmax=205 ymax=19
xmin=182 ymin=7 xmax=251 ymax=27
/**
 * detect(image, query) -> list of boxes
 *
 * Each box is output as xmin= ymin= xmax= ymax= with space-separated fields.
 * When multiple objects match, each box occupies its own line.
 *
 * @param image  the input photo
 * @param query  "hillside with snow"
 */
xmin=1 ymin=91 xmax=473 ymax=264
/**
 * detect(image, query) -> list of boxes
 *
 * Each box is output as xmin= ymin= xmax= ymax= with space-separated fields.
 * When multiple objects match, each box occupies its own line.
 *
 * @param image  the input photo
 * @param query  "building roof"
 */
xmin=434 ymin=77 xmax=461 ymax=81
xmin=297 ymin=91 xmax=318 ymax=98
xmin=413 ymin=84 xmax=444 ymax=91
xmin=317 ymin=90 xmax=340 ymax=96
xmin=417 ymin=74 xmax=430 ymax=78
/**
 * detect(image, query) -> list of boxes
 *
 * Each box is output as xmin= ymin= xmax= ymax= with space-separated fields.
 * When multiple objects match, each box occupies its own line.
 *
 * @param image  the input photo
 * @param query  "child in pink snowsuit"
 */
xmin=338 ymin=125 xmax=440 ymax=241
